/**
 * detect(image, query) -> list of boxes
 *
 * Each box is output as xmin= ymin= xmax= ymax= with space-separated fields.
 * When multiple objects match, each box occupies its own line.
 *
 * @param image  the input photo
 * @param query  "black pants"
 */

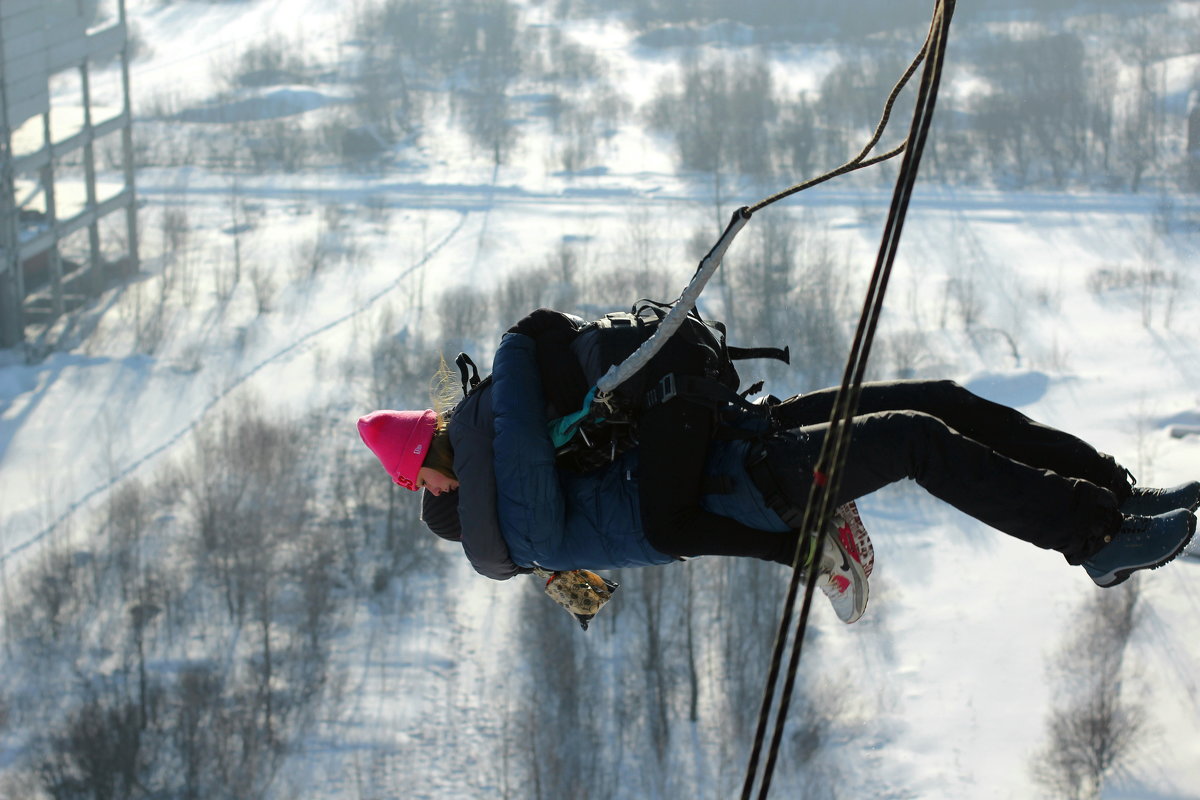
xmin=760 ymin=380 xmax=1126 ymax=563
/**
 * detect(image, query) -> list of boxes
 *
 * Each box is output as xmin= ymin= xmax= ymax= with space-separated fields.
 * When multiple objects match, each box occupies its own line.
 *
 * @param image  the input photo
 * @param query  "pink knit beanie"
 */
xmin=357 ymin=409 xmax=438 ymax=491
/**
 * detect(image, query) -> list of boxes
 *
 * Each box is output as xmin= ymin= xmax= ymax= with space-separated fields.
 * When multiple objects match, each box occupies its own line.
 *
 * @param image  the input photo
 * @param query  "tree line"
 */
xmin=128 ymin=0 xmax=1197 ymax=196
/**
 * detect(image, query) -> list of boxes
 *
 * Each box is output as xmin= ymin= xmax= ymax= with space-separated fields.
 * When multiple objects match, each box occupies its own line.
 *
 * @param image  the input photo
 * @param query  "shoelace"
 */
xmin=1118 ymin=515 xmax=1154 ymax=540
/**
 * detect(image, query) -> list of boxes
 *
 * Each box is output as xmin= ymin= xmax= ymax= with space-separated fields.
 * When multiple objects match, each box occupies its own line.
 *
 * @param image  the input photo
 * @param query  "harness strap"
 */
xmin=643 ymin=372 xmax=769 ymax=415
xmin=746 ymin=449 xmax=820 ymax=571
xmin=746 ymin=448 xmax=807 ymax=530
xmin=728 ymin=344 xmax=790 ymax=364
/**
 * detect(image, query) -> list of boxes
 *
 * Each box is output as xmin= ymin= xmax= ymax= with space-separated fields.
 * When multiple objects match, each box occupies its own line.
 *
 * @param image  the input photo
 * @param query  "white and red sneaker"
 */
xmin=833 ymin=501 xmax=874 ymax=578
xmin=815 ymin=502 xmax=873 ymax=624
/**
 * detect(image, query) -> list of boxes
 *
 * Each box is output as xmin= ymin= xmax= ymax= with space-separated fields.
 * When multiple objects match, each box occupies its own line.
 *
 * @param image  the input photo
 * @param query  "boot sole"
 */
xmin=1090 ymin=512 xmax=1197 ymax=588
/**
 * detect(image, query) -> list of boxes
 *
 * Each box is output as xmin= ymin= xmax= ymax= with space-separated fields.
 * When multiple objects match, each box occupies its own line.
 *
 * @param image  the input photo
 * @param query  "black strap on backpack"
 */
xmin=730 ymin=344 xmax=791 ymax=363
xmin=455 ymin=352 xmax=484 ymax=397
xmin=643 ymin=371 xmax=780 ymax=415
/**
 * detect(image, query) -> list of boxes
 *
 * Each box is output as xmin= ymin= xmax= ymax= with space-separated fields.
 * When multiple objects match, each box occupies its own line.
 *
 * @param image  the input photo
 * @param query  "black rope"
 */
xmin=740 ymin=2 xmax=956 ymax=798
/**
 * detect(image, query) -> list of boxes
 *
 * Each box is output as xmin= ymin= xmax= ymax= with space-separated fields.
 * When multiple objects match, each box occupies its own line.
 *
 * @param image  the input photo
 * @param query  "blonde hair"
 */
xmin=431 ymin=356 xmax=461 ymax=418
xmin=424 ymin=356 xmax=460 ymax=480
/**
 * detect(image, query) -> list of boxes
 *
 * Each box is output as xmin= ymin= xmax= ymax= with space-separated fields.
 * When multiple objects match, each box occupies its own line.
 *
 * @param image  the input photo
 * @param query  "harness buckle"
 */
xmin=646 ymin=373 xmax=677 ymax=407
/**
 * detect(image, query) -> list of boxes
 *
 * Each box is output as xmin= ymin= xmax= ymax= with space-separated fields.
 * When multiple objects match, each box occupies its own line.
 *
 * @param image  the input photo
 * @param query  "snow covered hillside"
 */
xmin=1 ymin=0 xmax=1199 ymax=798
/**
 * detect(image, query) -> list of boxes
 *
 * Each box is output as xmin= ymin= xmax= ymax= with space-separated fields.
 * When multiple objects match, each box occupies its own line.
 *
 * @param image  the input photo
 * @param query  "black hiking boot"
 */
xmin=1120 ymin=481 xmax=1200 ymax=517
xmin=1082 ymin=509 xmax=1196 ymax=588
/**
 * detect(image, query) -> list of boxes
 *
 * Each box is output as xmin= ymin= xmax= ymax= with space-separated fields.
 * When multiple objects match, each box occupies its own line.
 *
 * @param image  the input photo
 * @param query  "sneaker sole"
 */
xmin=1092 ymin=512 xmax=1197 ymax=588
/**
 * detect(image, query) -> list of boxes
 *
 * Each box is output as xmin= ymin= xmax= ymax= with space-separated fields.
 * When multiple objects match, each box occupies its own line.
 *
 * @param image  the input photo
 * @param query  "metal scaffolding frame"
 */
xmin=0 ymin=0 xmax=138 ymax=350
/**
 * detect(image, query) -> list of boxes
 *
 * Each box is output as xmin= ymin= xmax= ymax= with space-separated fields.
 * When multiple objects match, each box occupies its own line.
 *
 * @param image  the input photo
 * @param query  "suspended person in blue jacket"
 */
xmin=356 ymin=308 xmax=1198 ymax=623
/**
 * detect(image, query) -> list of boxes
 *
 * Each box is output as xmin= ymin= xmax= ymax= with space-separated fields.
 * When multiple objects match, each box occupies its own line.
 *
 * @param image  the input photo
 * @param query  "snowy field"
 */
xmin=2 ymin=1 xmax=1199 ymax=798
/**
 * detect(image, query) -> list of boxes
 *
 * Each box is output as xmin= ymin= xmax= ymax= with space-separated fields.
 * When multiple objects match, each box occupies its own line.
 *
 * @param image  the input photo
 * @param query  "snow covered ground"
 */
xmin=2 ymin=1 xmax=1199 ymax=798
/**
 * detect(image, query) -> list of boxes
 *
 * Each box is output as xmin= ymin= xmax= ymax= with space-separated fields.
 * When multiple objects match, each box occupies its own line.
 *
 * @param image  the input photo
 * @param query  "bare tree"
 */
xmin=176 ymin=398 xmax=315 ymax=625
xmin=647 ymin=54 xmax=778 ymax=187
xmin=512 ymin=585 xmax=613 ymax=799
xmin=1114 ymin=16 xmax=1168 ymax=193
xmin=172 ymin=665 xmax=223 ymax=800
xmin=106 ymin=479 xmax=150 ymax=603
xmin=1032 ymin=582 xmax=1146 ymax=800
xmin=788 ymin=222 xmax=854 ymax=390
xmin=775 ymin=93 xmax=820 ymax=184
xmin=495 ymin=265 xmax=557 ymax=332
xmin=972 ymin=31 xmax=1092 ymax=188
xmin=36 ymin=677 xmax=162 ymax=800
xmin=449 ymin=0 xmax=528 ymax=167
xmin=439 ymin=283 xmax=495 ymax=354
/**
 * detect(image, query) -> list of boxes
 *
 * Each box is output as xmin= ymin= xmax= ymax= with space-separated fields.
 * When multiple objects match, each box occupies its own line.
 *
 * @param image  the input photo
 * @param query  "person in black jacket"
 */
xmin=362 ymin=309 xmax=1199 ymax=616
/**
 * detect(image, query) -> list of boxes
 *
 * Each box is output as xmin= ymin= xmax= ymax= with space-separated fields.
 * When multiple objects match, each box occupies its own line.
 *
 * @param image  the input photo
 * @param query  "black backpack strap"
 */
xmin=455 ymin=352 xmax=481 ymax=397
xmin=728 ymin=344 xmax=790 ymax=364
xmin=632 ymin=298 xmax=672 ymax=318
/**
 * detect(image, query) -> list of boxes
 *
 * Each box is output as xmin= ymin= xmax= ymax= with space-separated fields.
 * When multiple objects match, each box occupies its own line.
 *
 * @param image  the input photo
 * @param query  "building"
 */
xmin=0 ymin=0 xmax=138 ymax=350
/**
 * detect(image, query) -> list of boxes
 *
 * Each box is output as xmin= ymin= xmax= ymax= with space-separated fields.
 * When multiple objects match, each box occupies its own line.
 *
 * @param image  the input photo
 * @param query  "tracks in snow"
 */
xmin=0 ymin=212 xmax=469 ymax=568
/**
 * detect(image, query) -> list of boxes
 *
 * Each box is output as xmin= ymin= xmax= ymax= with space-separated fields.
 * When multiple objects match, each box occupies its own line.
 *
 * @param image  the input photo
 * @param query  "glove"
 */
xmin=534 ymin=568 xmax=619 ymax=630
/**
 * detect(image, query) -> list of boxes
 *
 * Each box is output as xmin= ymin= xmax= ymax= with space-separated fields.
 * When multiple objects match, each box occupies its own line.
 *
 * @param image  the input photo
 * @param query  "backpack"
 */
xmin=524 ymin=302 xmax=789 ymax=473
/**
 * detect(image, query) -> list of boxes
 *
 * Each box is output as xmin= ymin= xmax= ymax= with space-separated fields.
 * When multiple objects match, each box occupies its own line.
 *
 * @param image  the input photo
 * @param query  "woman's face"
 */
xmin=417 ymin=466 xmax=459 ymax=496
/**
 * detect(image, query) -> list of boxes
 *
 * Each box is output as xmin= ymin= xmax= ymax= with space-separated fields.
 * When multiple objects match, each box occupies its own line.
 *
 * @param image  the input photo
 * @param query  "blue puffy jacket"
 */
xmin=449 ymin=332 xmax=788 ymax=580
